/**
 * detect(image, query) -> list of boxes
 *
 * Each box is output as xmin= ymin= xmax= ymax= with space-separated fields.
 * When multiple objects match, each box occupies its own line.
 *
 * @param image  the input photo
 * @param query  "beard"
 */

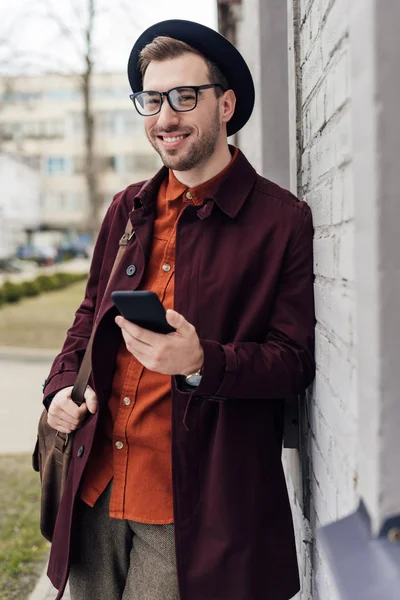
xmin=147 ymin=106 xmax=221 ymax=171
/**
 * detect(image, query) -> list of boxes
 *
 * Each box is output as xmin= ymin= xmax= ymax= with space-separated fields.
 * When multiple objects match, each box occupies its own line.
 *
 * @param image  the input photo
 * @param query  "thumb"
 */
xmin=166 ymin=309 xmax=191 ymax=334
xmin=84 ymin=386 xmax=98 ymax=414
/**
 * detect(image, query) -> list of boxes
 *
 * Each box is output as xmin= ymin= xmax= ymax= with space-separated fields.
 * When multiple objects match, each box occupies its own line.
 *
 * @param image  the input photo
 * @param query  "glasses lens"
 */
xmin=169 ymin=87 xmax=197 ymax=111
xmin=134 ymin=92 xmax=162 ymax=115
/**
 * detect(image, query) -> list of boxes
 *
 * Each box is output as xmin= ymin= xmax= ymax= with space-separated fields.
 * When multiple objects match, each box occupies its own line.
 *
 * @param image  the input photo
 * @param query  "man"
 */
xmin=43 ymin=19 xmax=315 ymax=600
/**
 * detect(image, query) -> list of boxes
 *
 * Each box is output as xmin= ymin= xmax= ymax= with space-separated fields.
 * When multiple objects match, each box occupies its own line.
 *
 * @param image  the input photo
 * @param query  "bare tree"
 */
xmin=39 ymin=0 xmax=104 ymax=234
xmin=1 ymin=0 xmax=141 ymax=234
xmin=82 ymin=0 xmax=100 ymax=235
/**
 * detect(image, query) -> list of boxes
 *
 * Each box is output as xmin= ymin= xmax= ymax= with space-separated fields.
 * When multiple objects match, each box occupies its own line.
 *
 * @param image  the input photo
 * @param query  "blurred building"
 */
xmin=219 ymin=1 xmax=400 ymax=599
xmin=0 ymin=72 xmax=160 ymax=231
xmin=0 ymin=152 xmax=40 ymax=259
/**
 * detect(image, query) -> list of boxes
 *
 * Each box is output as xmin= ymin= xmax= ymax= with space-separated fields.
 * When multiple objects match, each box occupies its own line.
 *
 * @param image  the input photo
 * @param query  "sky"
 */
xmin=0 ymin=0 xmax=218 ymax=75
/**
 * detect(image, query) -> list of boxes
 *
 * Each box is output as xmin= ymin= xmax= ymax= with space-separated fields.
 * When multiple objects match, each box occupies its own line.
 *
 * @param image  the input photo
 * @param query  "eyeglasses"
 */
xmin=129 ymin=84 xmax=225 ymax=116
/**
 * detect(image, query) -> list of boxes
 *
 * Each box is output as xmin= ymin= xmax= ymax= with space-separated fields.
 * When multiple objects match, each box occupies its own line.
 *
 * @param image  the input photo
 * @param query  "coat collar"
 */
xmin=131 ymin=146 xmax=257 ymax=219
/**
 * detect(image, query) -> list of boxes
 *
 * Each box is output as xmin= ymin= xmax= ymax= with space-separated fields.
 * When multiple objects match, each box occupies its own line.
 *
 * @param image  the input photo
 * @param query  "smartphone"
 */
xmin=111 ymin=290 xmax=176 ymax=334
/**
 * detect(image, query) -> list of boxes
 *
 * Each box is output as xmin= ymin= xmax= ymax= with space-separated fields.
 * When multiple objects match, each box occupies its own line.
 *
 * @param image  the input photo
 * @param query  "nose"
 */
xmin=156 ymin=97 xmax=180 ymax=130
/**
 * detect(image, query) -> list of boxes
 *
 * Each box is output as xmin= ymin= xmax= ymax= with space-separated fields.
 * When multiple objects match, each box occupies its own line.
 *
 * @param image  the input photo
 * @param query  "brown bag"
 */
xmin=32 ymin=219 xmax=134 ymax=542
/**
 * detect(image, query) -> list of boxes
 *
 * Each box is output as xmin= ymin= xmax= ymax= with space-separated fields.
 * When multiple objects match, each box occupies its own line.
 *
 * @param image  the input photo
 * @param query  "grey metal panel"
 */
xmin=318 ymin=502 xmax=400 ymax=600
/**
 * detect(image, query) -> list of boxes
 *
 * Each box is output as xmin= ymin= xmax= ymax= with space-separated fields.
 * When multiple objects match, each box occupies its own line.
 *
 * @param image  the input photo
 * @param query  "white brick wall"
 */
xmin=286 ymin=1 xmax=359 ymax=598
xmin=234 ymin=0 xmax=362 ymax=596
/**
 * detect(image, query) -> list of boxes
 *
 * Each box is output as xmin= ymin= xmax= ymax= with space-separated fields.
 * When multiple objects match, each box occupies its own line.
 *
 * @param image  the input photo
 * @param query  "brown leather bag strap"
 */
xmin=71 ymin=219 xmax=134 ymax=406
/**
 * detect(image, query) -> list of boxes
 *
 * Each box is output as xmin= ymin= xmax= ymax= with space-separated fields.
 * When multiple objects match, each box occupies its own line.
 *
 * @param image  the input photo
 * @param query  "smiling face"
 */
xmin=142 ymin=53 xmax=230 ymax=172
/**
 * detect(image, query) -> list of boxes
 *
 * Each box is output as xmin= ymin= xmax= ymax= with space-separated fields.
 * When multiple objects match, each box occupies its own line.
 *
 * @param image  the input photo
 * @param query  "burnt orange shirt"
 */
xmin=80 ymin=149 xmax=238 ymax=523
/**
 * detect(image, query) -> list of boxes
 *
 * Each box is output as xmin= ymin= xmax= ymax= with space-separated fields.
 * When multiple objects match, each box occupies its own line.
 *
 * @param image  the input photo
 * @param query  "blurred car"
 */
xmin=16 ymin=243 xmax=57 ymax=266
xmin=55 ymin=234 xmax=90 ymax=262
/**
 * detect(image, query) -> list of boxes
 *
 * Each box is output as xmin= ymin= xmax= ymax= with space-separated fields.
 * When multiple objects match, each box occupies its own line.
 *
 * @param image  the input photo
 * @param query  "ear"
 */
xmin=220 ymin=89 xmax=236 ymax=126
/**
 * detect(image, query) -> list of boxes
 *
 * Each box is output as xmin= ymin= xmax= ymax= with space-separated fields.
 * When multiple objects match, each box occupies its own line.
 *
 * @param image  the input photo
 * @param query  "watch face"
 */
xmin=186 ymin=374 xmax=202 ymax=387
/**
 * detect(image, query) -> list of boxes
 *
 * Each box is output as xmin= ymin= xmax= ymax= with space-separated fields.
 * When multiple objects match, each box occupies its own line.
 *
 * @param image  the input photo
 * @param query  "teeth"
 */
xmin=163 ymin=135 xmax=185 ymax=143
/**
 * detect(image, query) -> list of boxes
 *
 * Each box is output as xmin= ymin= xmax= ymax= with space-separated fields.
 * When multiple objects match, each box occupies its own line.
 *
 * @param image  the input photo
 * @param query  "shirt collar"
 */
xmin=133 ymin=146 xmax=257 ymax=219
xmin=165 ymin=147 xmax=239 ymax=206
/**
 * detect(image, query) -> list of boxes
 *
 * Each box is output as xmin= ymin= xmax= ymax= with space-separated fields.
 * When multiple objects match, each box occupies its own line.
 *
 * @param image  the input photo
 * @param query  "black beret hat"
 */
xmin=127 ymin=19 xmax=255 ymax=137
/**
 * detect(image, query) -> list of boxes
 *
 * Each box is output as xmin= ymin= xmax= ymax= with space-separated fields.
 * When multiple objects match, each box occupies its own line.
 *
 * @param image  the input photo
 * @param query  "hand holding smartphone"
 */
xmin=111 ymin=291 xmax=176 ymax=334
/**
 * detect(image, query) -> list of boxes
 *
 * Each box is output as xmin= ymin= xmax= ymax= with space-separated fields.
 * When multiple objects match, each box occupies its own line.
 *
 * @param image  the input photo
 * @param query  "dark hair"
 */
xmin=138 ymin=36 xmax=229 ymax=96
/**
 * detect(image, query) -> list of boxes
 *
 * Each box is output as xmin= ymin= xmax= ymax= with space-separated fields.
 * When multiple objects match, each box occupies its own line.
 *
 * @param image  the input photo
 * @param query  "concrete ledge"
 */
xmin=0 ymin=346 xmax=57 ymax=362
xmin=28 ymin=563 xmax=71 ymax=600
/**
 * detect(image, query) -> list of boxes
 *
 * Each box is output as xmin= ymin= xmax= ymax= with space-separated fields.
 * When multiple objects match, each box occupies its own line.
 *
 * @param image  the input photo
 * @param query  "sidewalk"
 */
xmin=0 ymin=349 xmax=53 ymax=454
xmin=28 ymin=568 xmax=70 ymax=600
xmin=0 ymin=346 xmax=70 ymax=599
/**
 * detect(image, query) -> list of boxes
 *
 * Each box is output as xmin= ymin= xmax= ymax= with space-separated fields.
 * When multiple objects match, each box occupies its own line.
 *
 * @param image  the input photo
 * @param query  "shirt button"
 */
xmin=126 ymin=265 xmax=136 ymax=276
xmin=162 ymin=263 xmax=171 ymax=272
xmin=115 ymin=441 xmax=124 ymax=450
xmin=123 ymin=397 xmax=131 ymax=406
xmin=186 ymin=191 xmax=193 ymax=200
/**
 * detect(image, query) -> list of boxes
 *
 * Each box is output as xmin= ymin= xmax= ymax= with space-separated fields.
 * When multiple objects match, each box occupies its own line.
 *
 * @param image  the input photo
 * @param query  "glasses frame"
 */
xmin=129 ymin=84 xmax=226 ymax=116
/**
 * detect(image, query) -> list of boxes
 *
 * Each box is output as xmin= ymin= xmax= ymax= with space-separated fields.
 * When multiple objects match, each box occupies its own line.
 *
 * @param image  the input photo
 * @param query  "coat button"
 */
xmin=186 ymin=191 xmax=193 ymax=200
xmin=126 ymin=265 xmax=136 ymax=276
xmin=77 ymin=445 xmax=84 ymax=458
xmin=123 ymin=397 xmax=131 ymax=406
xmin=115 ymin=441 xmax=124 ymax=450
xmin=162 ymin=263 xmax=171 ymax=272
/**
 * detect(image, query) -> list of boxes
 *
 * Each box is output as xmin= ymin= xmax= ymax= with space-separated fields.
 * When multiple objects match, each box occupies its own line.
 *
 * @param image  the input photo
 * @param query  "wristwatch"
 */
xmin=184 ymin=368 xmax=202 ymax=387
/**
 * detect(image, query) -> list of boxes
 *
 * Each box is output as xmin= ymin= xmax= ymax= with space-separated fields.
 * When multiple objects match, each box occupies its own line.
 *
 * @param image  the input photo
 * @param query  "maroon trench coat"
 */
xmin=42 ymin=149 xmax=315 ymax=600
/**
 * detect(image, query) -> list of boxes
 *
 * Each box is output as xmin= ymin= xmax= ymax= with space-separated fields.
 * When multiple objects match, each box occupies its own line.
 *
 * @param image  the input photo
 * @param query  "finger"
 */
xmin=84 ymin=387 xmax=98 ymax=414
xmin=61 ymin=399 xmax=88 ymax=420
xmin=115 ymin=316 xmax=157 ymax=346
xmin=47 ymin=416 xmax=77 ymax=433
xmin=48 ymin=410 xmax=80 ymax=428
xmin=121 ymin=329 xmax=153 ymax=358
xmin=165 ymin=309 xmax=192 ymax=335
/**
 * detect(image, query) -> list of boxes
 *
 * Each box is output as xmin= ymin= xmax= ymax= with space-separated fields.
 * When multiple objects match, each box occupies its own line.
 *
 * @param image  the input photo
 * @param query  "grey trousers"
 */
xmin=69 ymin=483 xmax=179 ymax=600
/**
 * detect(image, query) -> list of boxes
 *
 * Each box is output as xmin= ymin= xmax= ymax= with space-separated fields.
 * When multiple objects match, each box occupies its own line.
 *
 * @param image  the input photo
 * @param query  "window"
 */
xmin=47 ymin=157 xmax=65 ymax=175
xmin=121 ymin=111 xmax=142 ymax=135
xmin=73 ymin=156 xmax=85 ymax=174
xmin=47 ymin=89 xmax=79 ymax=101
xmin=97 ymin=156 xmax=117 ymax=172
xmin=105 ymin=156 xmax=117 ymax=171
xmin=96 ymin=112 xmax=118 ymax=136
xmin=124 ymin=154 xmax=160 ymax=173
xmin=2 ymin=91 xmax=42 ymax=104
xmin=135 ymin=154 xmax=160 ymax=172
xmin=21 ymin=120 xmax=64 ymax=139
xmin=0 ymin=122 xmax=13 ymax=140
xmin=71 ymin=113 xmax=84 ymax=136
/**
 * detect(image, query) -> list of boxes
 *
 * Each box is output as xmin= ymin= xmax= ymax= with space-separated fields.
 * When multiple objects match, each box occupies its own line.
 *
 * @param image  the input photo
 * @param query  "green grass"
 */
xmin=0 ymin=454 xmax=50 ymax=600
xmin=0 ymin=280 xmax=86 ymax=349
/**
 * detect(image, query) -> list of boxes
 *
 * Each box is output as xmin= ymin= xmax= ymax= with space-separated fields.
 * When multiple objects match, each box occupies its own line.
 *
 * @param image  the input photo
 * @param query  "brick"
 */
xmin=308 ymin=83 xmax=327 ymax=143
xmin=336 ymin=221 xmax=354 ymax=281
xmin=342 ymin=166 xmax=354 ymax=221
xmin=302 ymin=41 xmax=323 ymax=104
xmin=314 ymin=279 xmax=354 ymax=345
xmin=304 ymin=177 xmax=332 ymax=226
xmin=313 ymin=370 xmax=357 ymax=444
xmin=320 ymin=0 xmax=349 ymax=69
xmin=324 ymin=48 xmax=350 ymax=123
xmin=333 ymin=106 xmax=352 ymax=168
xmin=308 ymin=130 xmax=334 ymax=182
xmin=331 ymin=168 xmax=344 ymax=225
xmin=300 ymin=0 xmax=315 ymax=26
xmin=313 ymin=234 xmax=336 ymax=278
xmin=317 ymin=328 xmax=354 ymax=402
